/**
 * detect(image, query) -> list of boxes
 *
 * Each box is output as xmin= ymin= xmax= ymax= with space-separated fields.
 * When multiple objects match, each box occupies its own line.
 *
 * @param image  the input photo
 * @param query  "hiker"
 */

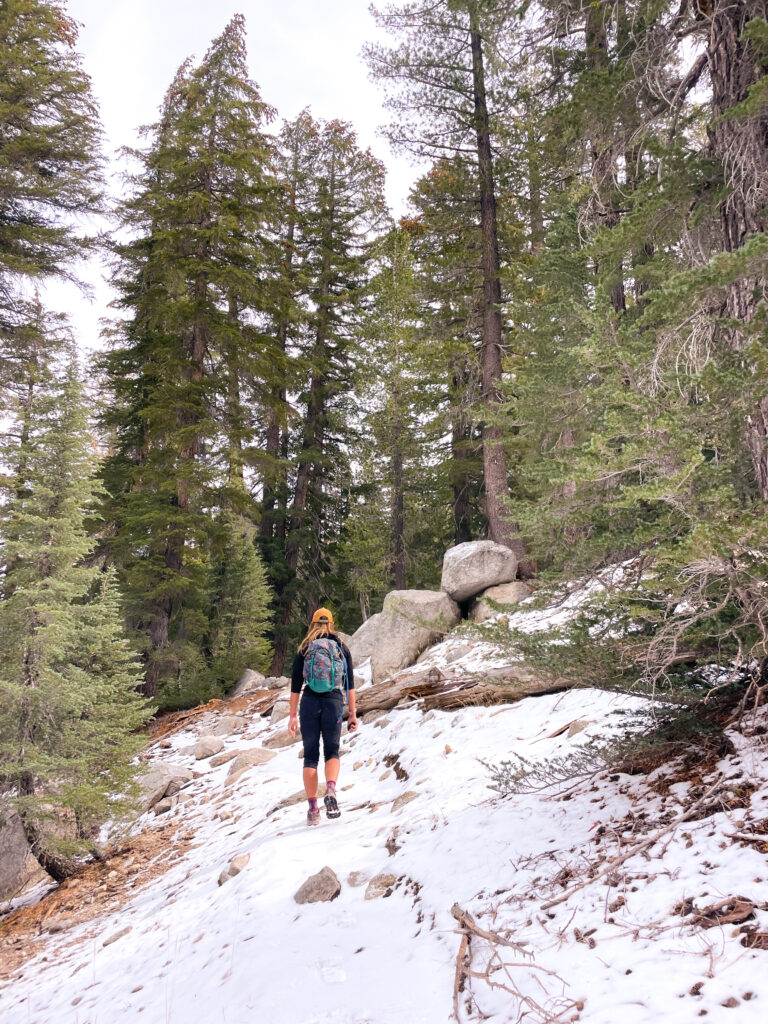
xmin=288 ymin=608 xmax=358 ymax=825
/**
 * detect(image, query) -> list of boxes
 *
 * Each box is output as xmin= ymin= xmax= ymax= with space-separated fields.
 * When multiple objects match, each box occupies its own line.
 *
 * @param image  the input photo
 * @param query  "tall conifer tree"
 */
xmin=101 ymin=17 xmax=275 ymax=702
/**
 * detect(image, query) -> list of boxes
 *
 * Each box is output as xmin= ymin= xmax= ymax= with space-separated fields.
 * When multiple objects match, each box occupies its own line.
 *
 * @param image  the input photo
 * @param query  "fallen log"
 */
xmin=356 ymin=664 xmax=569 ymax=715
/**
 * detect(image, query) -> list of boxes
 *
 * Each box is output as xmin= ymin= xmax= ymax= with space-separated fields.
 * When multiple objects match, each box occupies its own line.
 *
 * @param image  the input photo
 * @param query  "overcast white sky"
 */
xmin=52 ymin=0 xmax=420 ymax=352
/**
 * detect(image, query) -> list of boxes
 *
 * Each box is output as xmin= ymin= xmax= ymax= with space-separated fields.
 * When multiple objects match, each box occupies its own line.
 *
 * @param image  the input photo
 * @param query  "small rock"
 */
xmin=373 ymin=717 xmax=391 ymax=730
xmin=347 ymin=871 xmax=370 ymax=888
xmin=194 ymin=736 xmax=224 ymax=760
xmin=270 ymin=700 xmax=291 ymax=725
xmin=365 ymin=873 xmax=398 ymax=900
xmin=361 ymin=708 xmax=388 ymax=725
xmin=210 ymin=750 xmax=239 ymax=768
xmin=103 ymin=926 xmax=132 ymax=947
xmin=264 ymin=675 xmax=290 ymax=690
xmin=294 ymin=866 xmax=341 ymax=904
xmin=218 ymin=852 xmax=251 ymax=885
xmin=226 ymin=748 xmax=277 ymax=786
xmin=154 ymin=797 xmax=175 ymax=815
xmin=567 ymin=720 xmax=591 ymax=738
xmin=444 ymin=744 xmax=452 ymax=755
xmin=445 ymin=645 xmax=473 ymax=664
xmin=264 ymin=728 xmax=300 ymax=749
xmin=379 ymin=769 xmax=392 ymax=781
xmin=392 ymin=791 xmax=420 ymax=813
xmin=721 ymin=997 xmax=740 ymax=1008
xmin=211 ymin=716 xmax=245 ymax=738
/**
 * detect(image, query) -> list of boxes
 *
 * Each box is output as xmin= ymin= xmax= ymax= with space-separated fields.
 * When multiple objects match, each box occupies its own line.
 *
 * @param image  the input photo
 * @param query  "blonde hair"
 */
xmin=299 ymin=620 xmax=334 ymax=654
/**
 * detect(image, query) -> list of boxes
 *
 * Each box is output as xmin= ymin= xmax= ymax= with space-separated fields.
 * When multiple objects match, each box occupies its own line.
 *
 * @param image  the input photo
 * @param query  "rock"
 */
xmin=218 ymin=852 xmax=250 ymax=885
xmin=268 ymin=784 xmax=326 ymax=815
xmin=348 ymin=613 xmax=382 ymax=667
xmin=361 ymin=708 xmax=389 ymax=725
xmin=270 ymin=699 xmax=291 ymax=725
xmin=294 ymin=866 xmax=341 ymax=904
xmin=441 ymin=541 xmax=518 ymax=603
xmin=229 ymin=668 xmax=266 ymax=698
xmin=263 ymin=728 xmax=300 ymax=750
xmin=392 ymin=791 xmax=420 ymax=813
xmin=470 ymin=581 xmax=532 ymax=622
xmin=567 ymin=720 xmax=591 ymax=738
xmin=137 ymin=764 xmax=194 ymax=813
xmin=0 ymin=810 xmax=50 ymax=901
xmin=347 ymin=870 xmax=370 ymax=888
xmin=164 ymin=776 xmax=188 ymax=797
xmin=211 ymin=716 xmax=245 ymax=738
xmin=263 ymin=675 xmax=290 ymax=690
xmin=370 ymin=590 xmax=460 ymax=683
xmin=194 ymin=736 xmax=224 ymax=760
xmin=337 ymin=630 xmax=353 ymax=647
xmin=103 ymin=926 xmax=132 ymax=947
xmin=225 ymin=748 xmax=277 ymax=786
xmin=153 ymin=797 xmax=175 ymax=815
xmin=365 ymin=873 xmax=398 ymax=900
xmin=445 ymin=643 xmax=474 ymax=663
xmin=209 ymin=750 xmax=239 ymax=768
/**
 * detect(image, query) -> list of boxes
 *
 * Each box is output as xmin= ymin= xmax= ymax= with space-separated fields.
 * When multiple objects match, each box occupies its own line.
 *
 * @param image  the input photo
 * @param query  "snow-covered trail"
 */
xmin=2 ymin=644 xmax=768 ymax=1023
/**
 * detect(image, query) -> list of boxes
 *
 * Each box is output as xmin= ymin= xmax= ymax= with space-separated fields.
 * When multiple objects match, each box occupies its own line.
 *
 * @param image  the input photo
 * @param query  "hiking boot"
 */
xmin=307 ymin=805 xmax=321 ymax=826
xmin=324 ymin=792 xmax=340 ymax=819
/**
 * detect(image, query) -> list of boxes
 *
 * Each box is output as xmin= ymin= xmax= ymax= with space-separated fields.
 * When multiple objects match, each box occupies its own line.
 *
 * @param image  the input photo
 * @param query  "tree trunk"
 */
xmin=707 ymin=0 xmax=768 ymax=496
xmin=468 ymin=7 xmax=527 ymax=563
xmin=586 ymin=1 xmax=625 ymax=314
xmin=392 ymin=428 xmax=406 ymax=589
xmin=18 ymin=773 xmax=76 ymax=883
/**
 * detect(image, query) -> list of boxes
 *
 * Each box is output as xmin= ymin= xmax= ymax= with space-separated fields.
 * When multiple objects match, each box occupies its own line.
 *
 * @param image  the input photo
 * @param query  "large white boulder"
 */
xmin=348 ymin=613 xmax=381 ymax=667
xmin=470 ymin=581 xmax=531 ymax=622
xmin=370 ymin=590 xmax=460 ymax=684
xmin=441 ymin=541 xmax=518 ymax=603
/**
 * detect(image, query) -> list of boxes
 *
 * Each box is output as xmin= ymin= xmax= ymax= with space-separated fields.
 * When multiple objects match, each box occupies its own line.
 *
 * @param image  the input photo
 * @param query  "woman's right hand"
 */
xmin=288 ymin=713 xmax=299 ymax=737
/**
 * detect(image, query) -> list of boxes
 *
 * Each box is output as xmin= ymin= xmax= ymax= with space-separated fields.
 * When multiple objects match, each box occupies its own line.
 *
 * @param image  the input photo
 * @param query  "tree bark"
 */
xmin=468 ymin=7 xmax=527 ymax=563
xmin=392 ymin=429 xmax=406 ymax=589
xmin=707 ymin=0 xmax=768 ymax=496
xmin=586 ymin=1 xmax=626 ymax=314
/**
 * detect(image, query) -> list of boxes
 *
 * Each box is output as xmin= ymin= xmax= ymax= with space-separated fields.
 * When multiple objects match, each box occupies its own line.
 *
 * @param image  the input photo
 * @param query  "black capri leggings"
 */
xmin=299 ymin=688 xmax=344 ymax=770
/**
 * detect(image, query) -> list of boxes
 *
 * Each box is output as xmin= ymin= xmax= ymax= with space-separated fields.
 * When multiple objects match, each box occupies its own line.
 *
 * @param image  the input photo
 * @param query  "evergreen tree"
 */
xmin=101 ymin=17 xmax=276 ymax=702
xmin=0 ymin=355 xmax=148 ymax=881
xmin=366 ymin=0 xmax=529 ymax=559
xmin=266 ymin=116 xmax=388 ymax=672
xmin=0 ymin=0 xmax=103 ymax=337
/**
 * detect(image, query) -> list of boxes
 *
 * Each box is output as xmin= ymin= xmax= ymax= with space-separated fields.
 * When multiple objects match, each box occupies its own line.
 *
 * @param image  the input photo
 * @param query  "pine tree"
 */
xmin=366 ymin=0 xmax=529 ymax=559
xmin=0 ymin=355 xmax=148 ymax=881
xmin=0 ymin=0 xmax=103 ymax=337
xmin=101 ymin=17 xmax=277 ymax=702
xmin=266 ymin=116 xmax=388 ymax=672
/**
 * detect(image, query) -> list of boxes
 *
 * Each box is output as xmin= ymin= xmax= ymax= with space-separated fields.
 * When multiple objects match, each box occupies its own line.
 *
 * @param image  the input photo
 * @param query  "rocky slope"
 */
xmin=1 ymin=585 xmax=768 ymax=1023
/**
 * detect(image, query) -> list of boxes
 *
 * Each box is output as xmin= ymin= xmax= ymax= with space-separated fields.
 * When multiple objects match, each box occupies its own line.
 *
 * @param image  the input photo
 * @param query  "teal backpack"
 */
xmin=303 ymin=637 xmax=347 ymax=694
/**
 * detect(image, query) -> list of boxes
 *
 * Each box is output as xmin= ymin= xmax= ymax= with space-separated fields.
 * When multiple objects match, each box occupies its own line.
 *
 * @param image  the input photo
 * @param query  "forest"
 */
xmin=1 ymin=0 xmax=768 ymax=873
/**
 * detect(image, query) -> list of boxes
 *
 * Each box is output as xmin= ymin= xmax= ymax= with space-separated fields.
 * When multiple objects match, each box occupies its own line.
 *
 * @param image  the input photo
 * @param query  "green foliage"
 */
xmin=0 ymin=0 xmax=103 ymax=333
xmin=0 ymin=356 xmax=149 ymax=872
xmin=101 ymin=17 xmax=277 ymax=702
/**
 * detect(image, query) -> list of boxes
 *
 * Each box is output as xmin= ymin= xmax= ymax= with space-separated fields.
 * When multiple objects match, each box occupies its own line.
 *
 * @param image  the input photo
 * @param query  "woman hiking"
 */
xmin=288 ymin=608 xmax=358 ymax=825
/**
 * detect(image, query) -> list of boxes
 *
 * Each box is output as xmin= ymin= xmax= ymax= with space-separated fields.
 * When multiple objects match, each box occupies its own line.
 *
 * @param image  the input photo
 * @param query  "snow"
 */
xmin=2 ymin=588 xmax=768 ymax=1023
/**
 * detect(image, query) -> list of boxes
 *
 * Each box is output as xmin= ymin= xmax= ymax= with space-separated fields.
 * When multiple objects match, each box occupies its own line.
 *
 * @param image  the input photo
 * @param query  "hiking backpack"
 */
xmin=303 ymin=637 xmax=347 ymax=694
